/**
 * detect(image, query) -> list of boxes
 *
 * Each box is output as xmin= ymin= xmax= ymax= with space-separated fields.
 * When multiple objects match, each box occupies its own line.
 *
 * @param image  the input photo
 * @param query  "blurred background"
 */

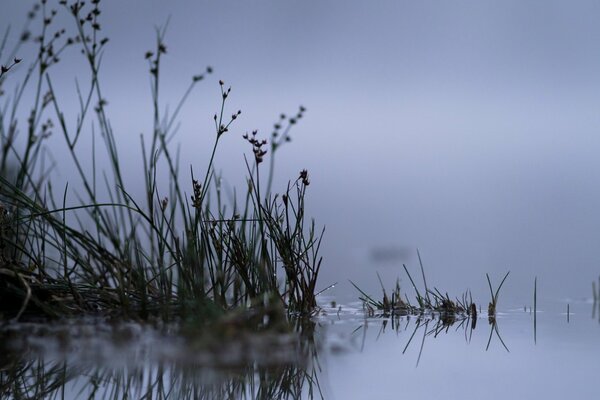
xmin=3 ymin=0 xmax=600 ymax=306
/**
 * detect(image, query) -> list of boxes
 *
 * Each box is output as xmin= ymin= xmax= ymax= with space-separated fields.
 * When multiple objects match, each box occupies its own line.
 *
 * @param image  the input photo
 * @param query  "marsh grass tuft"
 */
xmin=352 ymin=257 xmax=513 ymax=352
xmin=0 ymin=0 xmax=323 ymax=323
xmin=351 ymin=257 xmax=479 ymax=331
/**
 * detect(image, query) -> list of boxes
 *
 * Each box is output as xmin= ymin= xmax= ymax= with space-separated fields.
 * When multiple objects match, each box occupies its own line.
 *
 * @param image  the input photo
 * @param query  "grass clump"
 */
xmin=0 ymin=0 xmax=323 ymax=323
xmin=351 ymin=260 xmax=477 ymax=321
xmin=352 ymin=256 xmax=510 ymax=328
xmin=352 ymin=262 xmax=511 ymax=353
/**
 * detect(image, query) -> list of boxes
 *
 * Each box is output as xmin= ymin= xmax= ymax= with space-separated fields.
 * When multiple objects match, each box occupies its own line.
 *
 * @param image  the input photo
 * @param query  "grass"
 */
xmin=351 ymin=262 xmax=478 ymax=320
xmin=351 ymin=263 xmax=512 ymax=356
xmin=0 ymin=0 xmax=323 ymax=323
xmin=533 ymin=276 xmax=537 ymax=343
xmin=351 ymin=259 xmax=511 ymax=333
xmin=486 ymin=271 xmax=510 ymax=323
xmin=350 ymin=295 xmax=511 ymax=367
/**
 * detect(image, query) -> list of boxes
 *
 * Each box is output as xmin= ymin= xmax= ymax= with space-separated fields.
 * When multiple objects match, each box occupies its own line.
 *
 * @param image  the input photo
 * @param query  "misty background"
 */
xmin=3 ymin=0 xmax=600 ymax=306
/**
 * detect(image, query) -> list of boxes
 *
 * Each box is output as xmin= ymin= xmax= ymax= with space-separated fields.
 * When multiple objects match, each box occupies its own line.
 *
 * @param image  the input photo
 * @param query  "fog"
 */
xmin=3 ymin=0 xmax=600 ymax=305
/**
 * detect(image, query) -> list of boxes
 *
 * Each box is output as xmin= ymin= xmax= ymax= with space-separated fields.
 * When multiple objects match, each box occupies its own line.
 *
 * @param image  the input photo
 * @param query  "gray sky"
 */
xmin=3 ymin=0 xmax=600 ymax=304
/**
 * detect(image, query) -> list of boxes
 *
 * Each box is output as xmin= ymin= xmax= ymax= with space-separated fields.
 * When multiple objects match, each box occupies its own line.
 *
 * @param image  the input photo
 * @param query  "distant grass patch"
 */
xmin=351 ymin=259 xmax=511 ymax=353
xmin=351 ymin=253 xmax=510 ymax=326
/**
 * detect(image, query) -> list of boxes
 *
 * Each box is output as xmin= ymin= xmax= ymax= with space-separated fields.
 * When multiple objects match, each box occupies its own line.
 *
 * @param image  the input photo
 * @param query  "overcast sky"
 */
xmin=3 ymin=1 xmax=600 ymax=304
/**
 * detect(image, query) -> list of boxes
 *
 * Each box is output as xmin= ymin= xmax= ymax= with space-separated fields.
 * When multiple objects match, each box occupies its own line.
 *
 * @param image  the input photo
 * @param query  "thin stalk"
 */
xmin=534 ymin=276 xmax=537 ymax=344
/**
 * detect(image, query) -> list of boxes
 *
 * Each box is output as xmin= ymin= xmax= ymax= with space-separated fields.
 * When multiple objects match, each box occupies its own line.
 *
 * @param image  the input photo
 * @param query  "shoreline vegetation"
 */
xmin=0 ymin=0 xmax=322 ymax=325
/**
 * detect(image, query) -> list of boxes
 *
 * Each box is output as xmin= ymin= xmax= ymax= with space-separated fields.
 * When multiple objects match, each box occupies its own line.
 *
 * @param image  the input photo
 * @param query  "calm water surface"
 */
xmin=1 ymin=296 xmax=598 ymax=399
xmin=320 ymin=298 xmax=598 ymax=399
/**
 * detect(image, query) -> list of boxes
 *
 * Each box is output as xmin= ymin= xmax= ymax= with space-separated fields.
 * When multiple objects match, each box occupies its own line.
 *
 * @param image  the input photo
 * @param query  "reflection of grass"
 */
xmin=352 ymin=305 xmax=509 ymax=367
xmin=0 ymin=1 xmax=322 ymax=322
xmin=0 ymin=317 xmax=323 ymax=399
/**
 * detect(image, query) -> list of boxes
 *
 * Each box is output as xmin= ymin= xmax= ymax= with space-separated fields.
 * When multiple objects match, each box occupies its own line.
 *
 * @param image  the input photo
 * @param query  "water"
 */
xmin=321 ymin=299 xmax=599 ymax=399
xmin=2 ymin=297 xmax=598 ymax=399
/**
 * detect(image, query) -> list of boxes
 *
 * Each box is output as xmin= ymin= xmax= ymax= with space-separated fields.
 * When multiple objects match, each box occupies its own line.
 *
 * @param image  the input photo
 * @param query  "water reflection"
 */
xmin=3 ymin=298 xmax=596 ymax=399
xmin=350 ymin=310 xmax=510 ymax=367
xmin=0 ymin=318 xmax=323 ymax=400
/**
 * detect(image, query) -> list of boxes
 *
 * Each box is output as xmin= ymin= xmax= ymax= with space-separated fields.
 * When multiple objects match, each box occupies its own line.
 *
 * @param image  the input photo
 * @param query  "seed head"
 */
xmin=299 ymin=169 xmax=310 ymax=185
xmin=244 ymin=130 xmax=268 ymax=164
xmin=191 ymin=180 xmax=203 ymax=209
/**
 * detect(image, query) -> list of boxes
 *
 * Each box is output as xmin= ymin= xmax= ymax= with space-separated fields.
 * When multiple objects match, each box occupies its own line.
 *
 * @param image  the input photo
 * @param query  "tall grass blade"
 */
xmin=534 ymin=276 xmax=537 ymax=344
xmin=416 ymin=248 xmax=431 ymax=305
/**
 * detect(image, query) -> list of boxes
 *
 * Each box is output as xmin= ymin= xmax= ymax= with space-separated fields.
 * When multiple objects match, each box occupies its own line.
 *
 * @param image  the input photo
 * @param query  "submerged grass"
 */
xmin=0 ymin=1 xmax=323 ymax=323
